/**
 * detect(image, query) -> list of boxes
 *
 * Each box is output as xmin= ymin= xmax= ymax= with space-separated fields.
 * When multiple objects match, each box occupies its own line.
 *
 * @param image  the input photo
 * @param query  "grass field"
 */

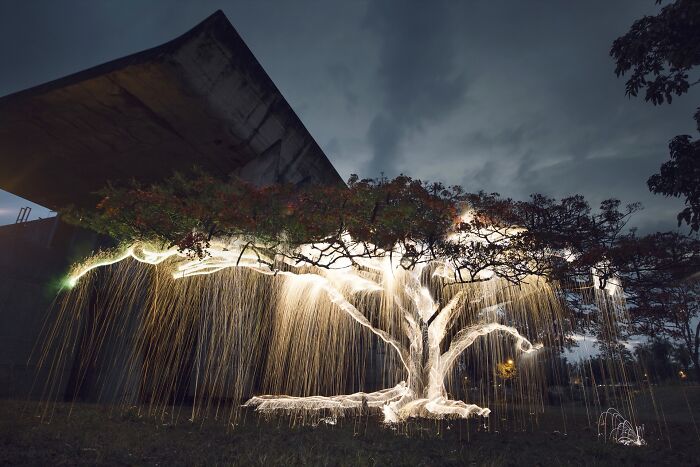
xmin=1 ymin=386 xmax=699 ymax=466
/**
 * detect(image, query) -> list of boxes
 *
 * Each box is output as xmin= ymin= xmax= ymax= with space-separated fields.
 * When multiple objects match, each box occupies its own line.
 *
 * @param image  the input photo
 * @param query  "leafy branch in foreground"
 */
xmin=611 ymin=0 xmax=700 ymax=231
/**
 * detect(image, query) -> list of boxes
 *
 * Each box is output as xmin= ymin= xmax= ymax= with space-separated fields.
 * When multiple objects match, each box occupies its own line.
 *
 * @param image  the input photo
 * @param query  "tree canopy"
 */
xmin=64 ymin=172 xmax=643 ymax=288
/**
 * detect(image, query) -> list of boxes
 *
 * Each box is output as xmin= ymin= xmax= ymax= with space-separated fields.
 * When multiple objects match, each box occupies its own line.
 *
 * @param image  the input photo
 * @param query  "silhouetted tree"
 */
xmin=612 ymin=232 xmax=700 ymax=379
xmin=611 ymin=0 xmax=700 ymax=231
xmin=635 ymin=338 xmax=678 ymax=381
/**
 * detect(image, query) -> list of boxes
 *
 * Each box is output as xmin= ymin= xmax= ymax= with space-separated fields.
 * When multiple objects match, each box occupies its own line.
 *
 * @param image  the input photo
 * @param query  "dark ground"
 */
xmin=1 ymin=386 xmax=699 ymax=466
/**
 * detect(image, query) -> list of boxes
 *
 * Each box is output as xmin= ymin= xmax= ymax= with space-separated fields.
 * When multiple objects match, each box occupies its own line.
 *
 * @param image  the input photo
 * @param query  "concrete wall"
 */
xmin=0 ymin=218 xmax=107 ymax=399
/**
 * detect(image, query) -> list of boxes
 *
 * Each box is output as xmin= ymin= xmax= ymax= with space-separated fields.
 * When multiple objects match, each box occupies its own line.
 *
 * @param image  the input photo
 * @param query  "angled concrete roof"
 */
xmin=0 ymin=10 xmax=343 ymax=211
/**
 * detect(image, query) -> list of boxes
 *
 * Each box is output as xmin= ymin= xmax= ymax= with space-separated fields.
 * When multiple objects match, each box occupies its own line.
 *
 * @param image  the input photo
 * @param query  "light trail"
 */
xmin=59 ymin=235 xmax=554 ymax=423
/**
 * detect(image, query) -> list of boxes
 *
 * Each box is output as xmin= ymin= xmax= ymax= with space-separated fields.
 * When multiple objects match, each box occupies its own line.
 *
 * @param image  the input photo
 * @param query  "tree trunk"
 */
xmin=407 ymin=322 xmax=429 ymax=398
xmin=406 ymin=320 xmax=448 ymax=401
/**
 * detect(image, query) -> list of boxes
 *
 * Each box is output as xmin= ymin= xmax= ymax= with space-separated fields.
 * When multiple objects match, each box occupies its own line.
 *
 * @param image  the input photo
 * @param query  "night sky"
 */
xmin=0 ymin=1 xmax=697 ymax=231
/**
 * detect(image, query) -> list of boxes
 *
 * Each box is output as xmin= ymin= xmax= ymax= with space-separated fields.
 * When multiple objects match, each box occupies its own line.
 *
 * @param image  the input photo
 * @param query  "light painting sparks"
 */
xmin=57 ymin=235 xmax=554 ymax=424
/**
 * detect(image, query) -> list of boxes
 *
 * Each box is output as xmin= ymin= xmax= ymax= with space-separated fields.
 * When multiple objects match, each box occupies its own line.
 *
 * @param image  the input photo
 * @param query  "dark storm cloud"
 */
xmin=326 ymin=63 xmax=359 ymax=112
xmin=363 ymin=0 xmax=468 ymax=176
xmin=0 ymin=0 xmax=696 ymax=232
xmin=393 ymin=1 xmax=698 ymax=232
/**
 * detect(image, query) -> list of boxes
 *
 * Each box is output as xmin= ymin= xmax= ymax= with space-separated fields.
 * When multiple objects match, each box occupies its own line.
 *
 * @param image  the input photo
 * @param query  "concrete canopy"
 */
xmin=0 ymin=10 xmax=343 ymax=211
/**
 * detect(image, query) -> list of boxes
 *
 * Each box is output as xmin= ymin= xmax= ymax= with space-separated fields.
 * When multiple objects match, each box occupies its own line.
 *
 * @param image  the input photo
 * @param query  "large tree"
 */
xmin=611 ymin=0 xmax=700 ymax=231
xmin=61 ymin=173 xmax=638 ymax=422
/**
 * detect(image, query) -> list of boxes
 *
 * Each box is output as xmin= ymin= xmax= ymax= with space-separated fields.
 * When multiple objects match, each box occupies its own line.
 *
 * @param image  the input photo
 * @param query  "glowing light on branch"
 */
xmin=59 ymin=227 xmax=554 ymax=424
xmin=66 ymin=244 xmax=179 ymax=288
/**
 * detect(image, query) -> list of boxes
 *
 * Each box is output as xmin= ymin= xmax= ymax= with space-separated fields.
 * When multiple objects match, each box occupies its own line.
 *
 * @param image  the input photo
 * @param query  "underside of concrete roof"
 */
xmin=0 ymin=10 xmax=343 ymax=211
